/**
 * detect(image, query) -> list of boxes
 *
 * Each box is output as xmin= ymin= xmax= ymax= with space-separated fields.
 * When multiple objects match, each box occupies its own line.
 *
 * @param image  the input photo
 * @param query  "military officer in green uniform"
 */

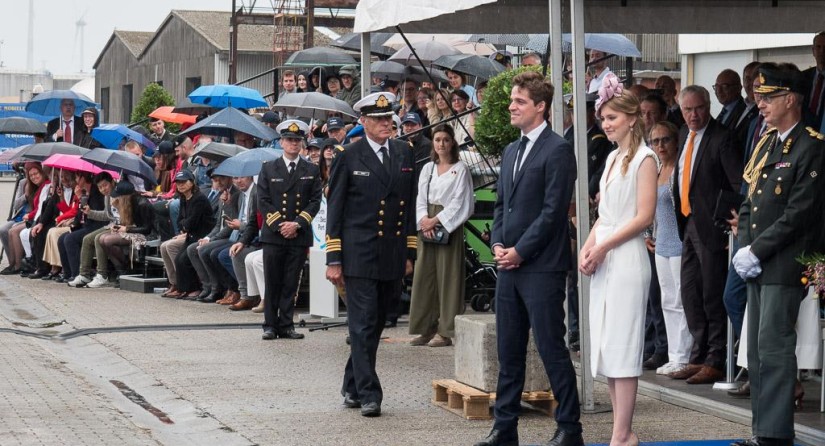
xmin=732 ymin=63 xmax=825 ymax=446
xmin=325 ymin=92 xmax=418 ymax=418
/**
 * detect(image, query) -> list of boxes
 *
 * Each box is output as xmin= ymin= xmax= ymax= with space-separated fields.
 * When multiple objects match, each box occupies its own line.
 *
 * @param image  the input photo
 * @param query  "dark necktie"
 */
xmin=513 ymin=136 xmax=529 ymax=181
xmin=64 ymin=120 xmax=72 ymax=143
xmin=811 ymin=73 xmax=824 ymax=115
xmin=748 ymin=115 xmax=765 ymax=159
xmin=379 ymin=147 xmax=390 ymax=173
xmin=717 ymin=107 xmax=728 ymax=126
xmin=288 ymin=161 xmax=296 ymax=175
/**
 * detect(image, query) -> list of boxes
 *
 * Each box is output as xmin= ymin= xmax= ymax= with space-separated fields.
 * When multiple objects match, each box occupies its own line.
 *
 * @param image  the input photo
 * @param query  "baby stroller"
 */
xmin=464 ymin=223 xmax=497 ymax=312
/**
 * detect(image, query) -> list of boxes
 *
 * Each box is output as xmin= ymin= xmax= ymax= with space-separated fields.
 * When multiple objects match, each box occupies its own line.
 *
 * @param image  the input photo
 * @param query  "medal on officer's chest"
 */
xmin=774 ymin=184 xmax=782 ymax=195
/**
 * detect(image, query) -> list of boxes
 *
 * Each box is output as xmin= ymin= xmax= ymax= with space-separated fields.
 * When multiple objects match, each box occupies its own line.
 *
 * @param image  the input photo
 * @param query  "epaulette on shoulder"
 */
xmin=591 ymin=134 xmax=606 ymax=140
xmin=335 ymin=145 xmax=345 ymax=152
xmin=806 ymin=126 xmax=825 ymax=141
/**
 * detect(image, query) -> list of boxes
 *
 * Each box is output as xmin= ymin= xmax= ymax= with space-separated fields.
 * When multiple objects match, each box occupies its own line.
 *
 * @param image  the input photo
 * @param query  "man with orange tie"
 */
xmin=669 ymin=85 xmax=743 ymax=385
xmin=46 ymin=99 xmax=84 ymax=145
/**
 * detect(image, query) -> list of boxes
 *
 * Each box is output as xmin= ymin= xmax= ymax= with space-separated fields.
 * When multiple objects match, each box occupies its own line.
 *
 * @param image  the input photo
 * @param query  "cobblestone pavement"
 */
xmin=0 ymin=273 xmax=752 ymax=446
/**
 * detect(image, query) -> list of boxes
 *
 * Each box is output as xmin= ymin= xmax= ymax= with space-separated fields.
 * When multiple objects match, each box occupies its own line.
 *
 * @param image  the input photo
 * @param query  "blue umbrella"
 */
xmin=25 ymin=90 xmax=97 ymax=117
xmin=188 ymin=84 xmax=268 ymax=109
xmin=181 ymin=106 xmax=278 ymax=141
xmin=91 ymin=124 xmax=157 ymax=153
xmin=81 ymin=148 xmax=157 ymax=186
xmin=213 ymin=147 xmax=282 ymax=177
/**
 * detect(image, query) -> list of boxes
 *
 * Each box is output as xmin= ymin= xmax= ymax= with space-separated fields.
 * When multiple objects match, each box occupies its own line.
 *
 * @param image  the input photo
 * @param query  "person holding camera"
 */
xmin=408 ymin=124 xmax=474 ymax=348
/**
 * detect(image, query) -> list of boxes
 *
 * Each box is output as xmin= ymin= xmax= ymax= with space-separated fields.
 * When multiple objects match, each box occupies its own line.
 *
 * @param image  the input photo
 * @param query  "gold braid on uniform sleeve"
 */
xmin=742 ymin=129 xmax=778 ymax=199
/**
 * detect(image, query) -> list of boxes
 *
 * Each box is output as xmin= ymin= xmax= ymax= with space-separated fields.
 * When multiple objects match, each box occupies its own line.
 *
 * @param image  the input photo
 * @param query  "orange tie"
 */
xmin=680 ymin=131 xmax=696 ymax=217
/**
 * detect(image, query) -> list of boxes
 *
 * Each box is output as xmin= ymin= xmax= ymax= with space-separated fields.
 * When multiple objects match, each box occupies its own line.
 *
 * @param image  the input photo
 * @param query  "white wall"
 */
xmin=679 ymin=34 xmax=814 ymax=55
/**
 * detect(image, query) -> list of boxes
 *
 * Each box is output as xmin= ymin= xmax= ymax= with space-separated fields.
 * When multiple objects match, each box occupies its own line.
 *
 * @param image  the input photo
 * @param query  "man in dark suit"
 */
xmin=257 ymin=119 xmax=322 ymax=336
xmin=732 ymin=64 xmax=825 ymax=446
xmin=669 ymin=85 xmax=743 ymax=384
xmin=475 ymin=71 xmax=582 ymax=446
xmin=656 ymin=75 xmax=685 ymax=128
xmin=325 ymin=92 xmax=417 ymax=418
xmin=46 ymin=99 xmax=85 ymax=145
xmin=802 ymin=32 xmax=825 ymax=129
xmin=714 ymin=69 xmax=758 ymax=149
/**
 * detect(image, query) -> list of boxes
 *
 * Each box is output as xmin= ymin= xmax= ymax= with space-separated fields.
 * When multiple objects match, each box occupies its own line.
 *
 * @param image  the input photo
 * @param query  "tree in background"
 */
xmin=130 ymin=83 xmax=179 ymax=133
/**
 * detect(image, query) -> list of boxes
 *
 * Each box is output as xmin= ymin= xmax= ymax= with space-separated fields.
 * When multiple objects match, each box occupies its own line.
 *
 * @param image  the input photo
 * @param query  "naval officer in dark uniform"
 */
xmin=258 ymin=119 xmax=323 ymax=340
xmin=325 ymin=92 xmax=418 ymax=417
xmin=732 ymin=64 xmax=825 ymax=446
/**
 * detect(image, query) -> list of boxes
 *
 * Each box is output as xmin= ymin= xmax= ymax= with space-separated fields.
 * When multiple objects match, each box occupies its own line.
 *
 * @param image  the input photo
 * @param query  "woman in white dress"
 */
xmin=579 ymin=74 xmax=658 ymax=446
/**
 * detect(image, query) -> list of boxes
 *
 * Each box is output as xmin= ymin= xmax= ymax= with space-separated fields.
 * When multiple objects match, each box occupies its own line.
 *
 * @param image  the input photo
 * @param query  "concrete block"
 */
xmin=454 ymin=314 xmax=550 ymax=392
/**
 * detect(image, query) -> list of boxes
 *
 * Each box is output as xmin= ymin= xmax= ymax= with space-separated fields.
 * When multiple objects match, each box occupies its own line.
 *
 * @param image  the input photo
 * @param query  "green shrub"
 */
xmin=474 ymin=66 xmax=571 ymax=158
xmin=130 ymin=83 xmax=179 ymax=132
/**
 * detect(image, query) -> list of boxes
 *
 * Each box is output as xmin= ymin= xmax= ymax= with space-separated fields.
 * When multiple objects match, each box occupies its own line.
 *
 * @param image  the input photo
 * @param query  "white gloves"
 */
xmin=732 ymin=245 xmax=762 ymax=279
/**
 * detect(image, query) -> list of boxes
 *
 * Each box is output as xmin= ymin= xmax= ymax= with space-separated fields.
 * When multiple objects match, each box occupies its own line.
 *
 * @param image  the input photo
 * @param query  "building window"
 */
xmin=122 ymin=84 xmax=133 ymax=124
xmin=100 ymin=87 xmax=110 ymax=123
xmin=186 ymin=77 xmax=202 ymax=95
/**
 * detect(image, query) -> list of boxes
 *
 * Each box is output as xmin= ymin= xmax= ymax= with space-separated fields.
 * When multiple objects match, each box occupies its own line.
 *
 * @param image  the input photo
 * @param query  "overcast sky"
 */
xmin=1 ymin=0 xmax=239 ymax=74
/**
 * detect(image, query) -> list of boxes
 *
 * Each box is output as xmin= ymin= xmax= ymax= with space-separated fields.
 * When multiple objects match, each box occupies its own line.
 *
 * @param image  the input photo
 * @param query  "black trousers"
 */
xmin=262 ymin=244 xmax=307 ymax=333
xmin=31 ymin=223 xmax=54 ymax=272
xmin=680 ymin=219 xmax=729 ymax=369
xmin=341 ymin=276 xmax=402 ymax=406
xmin=493 ymin=270 xmax=582 ymax=435
xmin=174 ymin=241 xmax=200 ymax=292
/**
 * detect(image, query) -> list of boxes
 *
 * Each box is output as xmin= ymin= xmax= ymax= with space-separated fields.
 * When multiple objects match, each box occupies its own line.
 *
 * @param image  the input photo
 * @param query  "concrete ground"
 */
xmin=0 ymin=180 xmax=752 ymax=446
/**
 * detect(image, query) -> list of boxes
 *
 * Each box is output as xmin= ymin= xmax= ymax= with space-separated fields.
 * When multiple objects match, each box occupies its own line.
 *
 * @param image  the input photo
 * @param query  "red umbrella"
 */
xmin=149 ymin=106 xmax=197 ymax=125
xmin=42 ymin=153 xmax=120 ymax=179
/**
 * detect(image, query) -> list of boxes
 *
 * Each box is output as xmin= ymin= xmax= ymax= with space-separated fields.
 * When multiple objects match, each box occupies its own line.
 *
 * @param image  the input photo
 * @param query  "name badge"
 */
xmin=354 ymin=171 xmax=370 ymax=176
xmin=300 ymin=176 xmax=314 ymax=180
xmin=272 ymin=178 xmax=284 ymax=182
xmin=401 ymin=167 xmax=413 ymax=172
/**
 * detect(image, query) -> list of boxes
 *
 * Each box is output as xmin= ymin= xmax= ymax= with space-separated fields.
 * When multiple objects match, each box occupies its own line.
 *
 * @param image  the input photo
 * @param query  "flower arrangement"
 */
xmin=797 ymin=252 xmax=825 ymax=297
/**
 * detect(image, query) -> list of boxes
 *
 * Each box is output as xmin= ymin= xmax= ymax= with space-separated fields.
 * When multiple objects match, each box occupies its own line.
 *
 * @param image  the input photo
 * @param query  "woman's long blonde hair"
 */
xmin=602 ymin=93 xmax=644 ymax=176
xmin=112 ymin=195 xmax=134 ymax=226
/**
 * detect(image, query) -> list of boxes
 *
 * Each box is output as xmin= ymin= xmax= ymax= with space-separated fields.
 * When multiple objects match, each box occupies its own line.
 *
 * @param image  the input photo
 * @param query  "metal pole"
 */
xmin=570 ymin=0 xmax=598 ymax=413
xmin=549 ymin=0 xmax=564 ymax=134
xmin=713 ymin=232 xmax=739 ymax=390
xmin=360 ymin=33 xmax=371 ymax=98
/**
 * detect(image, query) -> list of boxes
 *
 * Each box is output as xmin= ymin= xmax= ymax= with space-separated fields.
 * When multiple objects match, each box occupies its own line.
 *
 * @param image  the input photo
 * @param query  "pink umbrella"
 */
xmin=42 ymin=153 xmax=120 ymax=179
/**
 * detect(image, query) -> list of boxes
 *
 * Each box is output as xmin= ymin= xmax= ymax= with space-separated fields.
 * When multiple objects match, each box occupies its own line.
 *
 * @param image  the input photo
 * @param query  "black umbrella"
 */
xmin=285 ymin=47 xmax=358 ymax=67
xmin=272 ymin=92 xmax=357 ymax=120
xmin=0 ymin=117 xmax=48 ymax=135
xmin=195 ymin=142 xmax=248 ymax=163
xmin=388 ymin=41 xmax=462 ymax=67
xmin=81 ymin=148 xmax=157 ymax=186
xmin=370 ymin=61 xmax=449 ymax=84
xmin=172 ymin=98 xmax=218 ymax=116
xmin=330 ymin=32 xmax=396 ymax=57
xmin=11 ymin=142 xmax=89 ymax=162
xmin=181 ymin=106 xmax=278 ymax=141
xmin=432 ymin=54 xmax=505 ymax=81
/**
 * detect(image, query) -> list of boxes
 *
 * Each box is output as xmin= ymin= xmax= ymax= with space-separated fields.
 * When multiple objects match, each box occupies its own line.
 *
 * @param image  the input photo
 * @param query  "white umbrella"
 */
xmin=382 ymin=33 xmax=496 ymax=56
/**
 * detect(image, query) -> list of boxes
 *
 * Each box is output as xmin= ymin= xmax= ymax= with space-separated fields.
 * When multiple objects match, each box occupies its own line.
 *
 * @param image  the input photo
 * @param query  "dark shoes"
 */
xmin=727 ymin=380 xmax=751 ymax=399
xmin=360 ymin=401 xmax=381 ymax=417
xmin=686 ymin=365 xmax=725 ymax=385
xmin=0 ymin=266 xmax=19 ymax=275
xmin=28 ymin=271 xmax=46 ymax=280
xmin=384 ymin=319 xmax=397 ymax=328
xmin=546 ymin=428 xmax=585 ymax=446
xmin=642 ymin=353 xmax=669 ymax=370
xmin=279 ymin=329 xmax=305 ymax=340
xmin=261 ymin=329 xmax=304 ymax=340
xmin=198 ymin=290 xmax=225 ymax=303
xmin=343 ymin=392 xmax=361 ymax=408
xmin=474 ymin=429 xmax=518 ymax=446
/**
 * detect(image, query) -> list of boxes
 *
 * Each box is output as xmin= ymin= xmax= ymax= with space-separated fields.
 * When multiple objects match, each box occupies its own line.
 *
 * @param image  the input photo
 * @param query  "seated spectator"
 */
xmin=416 ymin=87 xmax=433 ymax=128
xmin=190 ymin=172 xmax=239 ymax=303
xmin=160 ymin=170 xmax=215 ymax=298
xmin=244 ymin=249 xmax=266 ymax=313
xmin=17 ymin=163 xmax=51 ymax=277
xmin=336 ymin=65 xmax=361 ymax=107
xmin=57 ymin=171 xmax=103 ymax=283
xmin=428 ymin=88 xmax=452 ymax=129
xmin=306 ymin=138 xmax=323 ymax=165
xmin=449 ymin=90 xmax=475 ymax=146
xmin=0 ymin=164 xmax=34 ymax=275
xmin=40 ymin=169 xmax=79 ymax=280
xmin=67 ymin=172 xmax=118 ymax=287
xmin=217 ymin=176 xmax=259 ymax=309
xmin=87 ymin=181 xmax=155 ymax=288
xmin=326 ymin=74 xmax=342 ymax=98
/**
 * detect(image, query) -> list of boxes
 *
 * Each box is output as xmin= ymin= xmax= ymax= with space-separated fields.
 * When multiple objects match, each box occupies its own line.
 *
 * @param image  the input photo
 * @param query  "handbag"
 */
xmin=419 ymin=164 xmax=450 ymax=245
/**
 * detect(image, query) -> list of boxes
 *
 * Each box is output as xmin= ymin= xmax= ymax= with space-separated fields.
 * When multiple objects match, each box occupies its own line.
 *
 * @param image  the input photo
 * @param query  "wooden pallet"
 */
xmin=431 ymin=379 xmax=557 ymax=420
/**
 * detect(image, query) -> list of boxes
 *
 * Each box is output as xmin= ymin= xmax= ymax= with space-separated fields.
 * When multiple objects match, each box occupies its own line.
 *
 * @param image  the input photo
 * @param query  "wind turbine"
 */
xmin=74 ymin=8 xmax=88 ymax=72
